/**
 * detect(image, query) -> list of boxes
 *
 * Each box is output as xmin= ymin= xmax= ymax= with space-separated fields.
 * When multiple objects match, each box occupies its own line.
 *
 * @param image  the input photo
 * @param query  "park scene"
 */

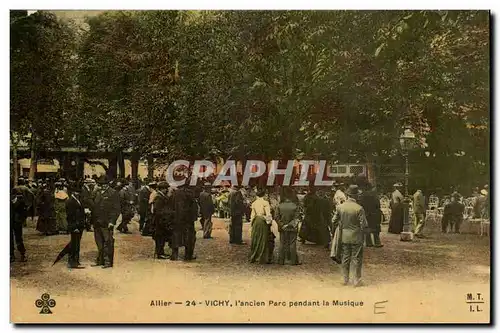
xmin=10 ymin=10 xmax=490 ymax=323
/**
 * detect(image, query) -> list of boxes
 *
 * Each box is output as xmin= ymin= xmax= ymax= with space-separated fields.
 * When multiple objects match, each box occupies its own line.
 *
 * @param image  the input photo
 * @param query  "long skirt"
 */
xmin=298 ymin=217 xmax=329 ymax=245
xmin=54 ymin=199 xmax=68 ymax=232
xmin=388 ymin=202 xmax=404 ymax=234
xmin=250 ymin=216 xmax=270 ymax=264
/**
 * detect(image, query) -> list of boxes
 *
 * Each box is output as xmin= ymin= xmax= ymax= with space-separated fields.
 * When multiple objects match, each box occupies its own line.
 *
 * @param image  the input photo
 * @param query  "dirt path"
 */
xmin=10 ymin=217 xmax=490 ymax=323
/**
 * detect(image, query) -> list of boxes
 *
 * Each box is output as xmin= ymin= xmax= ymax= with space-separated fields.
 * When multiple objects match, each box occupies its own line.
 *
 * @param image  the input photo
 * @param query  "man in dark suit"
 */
xmin=92 ymin=177 xmax=121 ymax=268
xmin=138 ymin=180 xmax=153 ymax=233
xmin=66 ymin=183 xmax=85 ymax=268
xmin=442 ymin=192 xmax=465 ymax=233
xmin=152 ymin=182 xmax=175 ymax=259
xmin=81 ymin=179 xmax=96 ymax=232
xmin=229 ymin=185 xmax=246 ymax=244
xmin=276 ymin=188 xmax=301 ymax=265
xmin=359 ymin=184 xmax=383 ymax=247
xmin=118 ymin=180 xmax=135 ymax=234
xmin=332 ymin=185 xmax=368 ymax=287
xmin=171 ymin=184 xmax=198 ymax=261
xmin=16 ymin=178 xmax=34 ymax=228
xmin=11 ymin=187 xmax=27 ymax=263
xmin=198 ymin=185 xmax=215 ymax=239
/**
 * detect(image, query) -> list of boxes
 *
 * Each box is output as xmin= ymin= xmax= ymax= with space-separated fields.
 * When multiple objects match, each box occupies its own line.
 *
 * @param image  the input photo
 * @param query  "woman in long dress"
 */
xmin=388 ymin=184 xmax=404 ymax=234
xmin=54 ymin=182 xmax=69 ymax=234
xmin=36 ymin=183 xmax=57 ymax=235
xmin=298 ymin=188 xmax=329 ymax=245
xmin=250 ymin=189 xmax=274 ymax=264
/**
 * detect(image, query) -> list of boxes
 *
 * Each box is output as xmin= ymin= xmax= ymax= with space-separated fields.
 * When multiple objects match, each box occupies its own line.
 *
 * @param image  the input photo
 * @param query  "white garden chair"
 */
xmin=426 ymin=195 xmax=440 ymax=224
xmin=463 ymin=197 xmax=475 ymax=220
xmin=428 ymin=195 xmax=439 ymax=210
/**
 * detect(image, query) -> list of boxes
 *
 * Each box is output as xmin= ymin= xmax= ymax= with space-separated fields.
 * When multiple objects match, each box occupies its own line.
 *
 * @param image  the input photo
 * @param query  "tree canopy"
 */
xmin=10 ymin=10 xmax=490 ymax=192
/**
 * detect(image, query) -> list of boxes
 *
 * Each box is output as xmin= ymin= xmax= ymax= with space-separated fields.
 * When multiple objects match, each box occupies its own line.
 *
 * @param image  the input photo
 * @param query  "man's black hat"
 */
xmin=68 ymin=182 xmax=81 ymax=193
xmin=158 ymin=181 xmax=169 ymax=190
xmin=97 ymin=175 xmax=108 ymax=185
xmin=346 ymin=185 xmax=360 ymax=197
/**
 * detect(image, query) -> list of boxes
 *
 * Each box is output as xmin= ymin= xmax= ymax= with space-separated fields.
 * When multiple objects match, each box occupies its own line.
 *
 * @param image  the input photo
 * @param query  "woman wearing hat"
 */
xmin=388 ymin=183 xmax=405 ymax=234
xmin=249 ymin=188 xmax=274 ymax=264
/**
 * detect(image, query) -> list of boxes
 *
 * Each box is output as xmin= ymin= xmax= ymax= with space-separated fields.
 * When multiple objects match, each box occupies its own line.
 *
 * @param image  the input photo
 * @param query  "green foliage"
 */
xmin=10 ymin=11 xmax=77 ymax=148
xmin=11 ymin=10 xmax=490 ymax=190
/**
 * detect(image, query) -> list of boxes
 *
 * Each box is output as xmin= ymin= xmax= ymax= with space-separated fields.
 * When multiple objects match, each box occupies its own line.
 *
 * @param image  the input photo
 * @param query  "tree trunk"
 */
xmin=131 ymin=152 xmax=139 ymax=187
xmin=365 ymin=153 xmax=376 ymax=188
xmin=62 ymin=155 xmax=72 ymax=179
xmin=28 ymin=133 xmax=37 ymax=181
xmin=117 ymin=150 xmax=125 ymax=179
xmin=76 ymin=156 xmax=84 ymax=180
xmin=147 ymin=155 xmax=154 ymax=181
xmin=107 ymin=154 xmax=118 ymax=179
xmin=12 ymin=142 xmax=18 ymax=186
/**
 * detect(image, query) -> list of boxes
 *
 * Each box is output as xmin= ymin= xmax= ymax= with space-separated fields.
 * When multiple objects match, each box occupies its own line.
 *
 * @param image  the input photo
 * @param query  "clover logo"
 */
xmin=35 ymin=293 xmax=56 ymax=314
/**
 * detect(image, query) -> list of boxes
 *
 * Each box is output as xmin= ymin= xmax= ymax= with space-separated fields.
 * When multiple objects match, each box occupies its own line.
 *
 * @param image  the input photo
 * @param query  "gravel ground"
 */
xmin=10 ymin=216 xmax=490 ymax=323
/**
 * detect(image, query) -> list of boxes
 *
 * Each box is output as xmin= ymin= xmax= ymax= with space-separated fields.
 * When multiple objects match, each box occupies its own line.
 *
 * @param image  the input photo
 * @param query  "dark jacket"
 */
xmin=11 ymin=190 xmax=26 ymax=223
xmin=16 ymin=185 xmax=34 ymax=211
xmin=153 ymin=189 xmax=175 ymax=235
xmin=37 ymin=188 xmax=55 ymax=219
xmin=230 ymin=190 xmax=245 ymax=216
xmin=276 ymin=200 xmax=299 ymax=231
xmin=66 ymin=194 xmax=85 ymax=232
xmin=170 ymin=187 xmax=197 ymax=248
xmin=359 ymin=190 xmax=382 ymax=231
xmin=174 ymin=188 xmax=198 ymax=224
xmin=443 ymin=200 xmax=465 ymax=224
xmin=198 ymin=191 xmax=215 ymax=216
xmin=81 ymin=183 xmax=96 ymax=209
xmin=138 ymin=186 xmax=152 ymax=213
xmin=92 ymin=187 xmax=120 ymax=228
xmin=119 ymin=186 xmax=135 ymax=215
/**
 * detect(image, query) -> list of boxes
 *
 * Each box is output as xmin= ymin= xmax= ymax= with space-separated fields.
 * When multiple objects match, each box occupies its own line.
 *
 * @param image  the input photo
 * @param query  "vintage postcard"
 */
xmin=9 ymin=9 xmax=490 ymax=323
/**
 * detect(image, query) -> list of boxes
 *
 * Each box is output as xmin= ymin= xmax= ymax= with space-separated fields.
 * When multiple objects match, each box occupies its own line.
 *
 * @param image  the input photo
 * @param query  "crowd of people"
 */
xmin=387 ymin=183 xmax=490 ymax=236
xmin=10 ymin=174 xmax=490 ymax=287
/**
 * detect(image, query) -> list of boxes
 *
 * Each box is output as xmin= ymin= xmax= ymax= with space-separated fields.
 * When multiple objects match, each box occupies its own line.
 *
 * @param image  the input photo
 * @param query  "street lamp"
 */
xmin=399 ymin=128 xmax=416 ymax=241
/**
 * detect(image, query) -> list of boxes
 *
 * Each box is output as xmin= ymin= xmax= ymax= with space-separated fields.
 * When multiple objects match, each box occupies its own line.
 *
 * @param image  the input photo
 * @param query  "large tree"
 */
xmin=10 ymin=10 xmax=77 ymax=180
xmin=27 ymin=10 xmax=488 ymax=192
